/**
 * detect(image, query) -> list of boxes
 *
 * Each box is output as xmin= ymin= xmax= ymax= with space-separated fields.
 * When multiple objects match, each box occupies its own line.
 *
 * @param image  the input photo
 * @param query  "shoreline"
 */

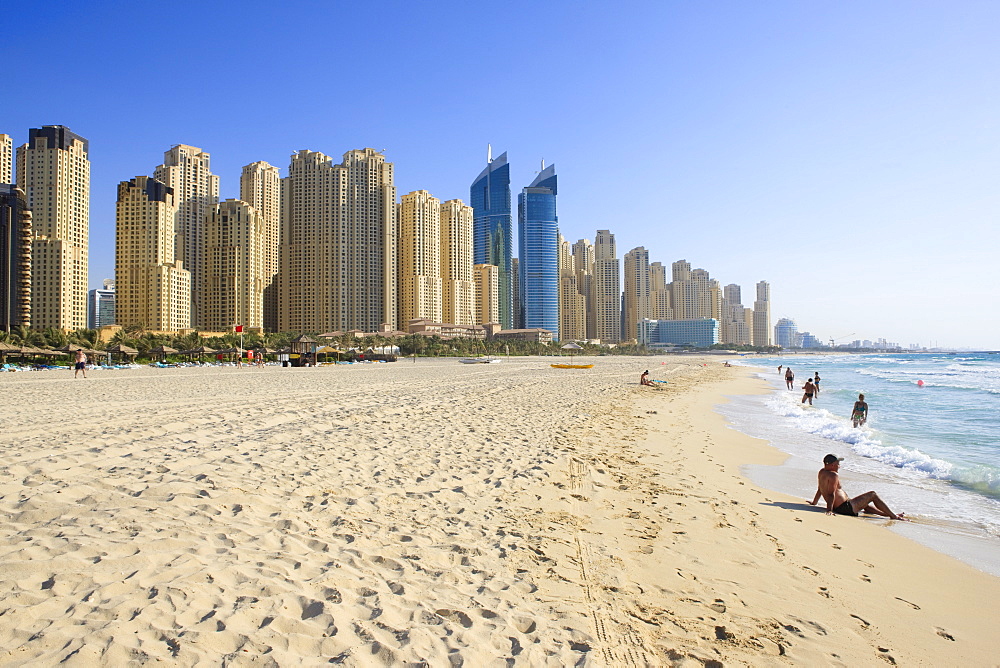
xmin=1 ymin=358 xmax=996 ymax=664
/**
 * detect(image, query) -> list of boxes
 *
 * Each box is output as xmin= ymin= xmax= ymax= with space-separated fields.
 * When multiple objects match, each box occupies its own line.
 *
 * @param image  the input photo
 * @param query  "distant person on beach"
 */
xmin=801 ymin=378 xmax=816 ymax=405
xmin=778 ymin=365 xmax=783 ymax=374
xmin=809 ymin=454 xmax=906 ymax=520
xmin=640 ymin=370 xmax=655 ymax=386
xmin=852 ymin=394 xmax=868 ymax=427
xmin=785 ymin=367 xmax=794 ymax=390
xmin=74 ymin=349 xmax=87 ymax=379
xmin=813 ymin=372 xmax=821 ymax=394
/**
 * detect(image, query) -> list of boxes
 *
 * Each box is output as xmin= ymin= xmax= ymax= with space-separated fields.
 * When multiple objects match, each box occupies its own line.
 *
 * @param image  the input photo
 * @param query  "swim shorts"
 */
xmin=833 ymin=501 xmax=858 ymax=517
xmin=75 ymin=362 xmax=85 ymax=370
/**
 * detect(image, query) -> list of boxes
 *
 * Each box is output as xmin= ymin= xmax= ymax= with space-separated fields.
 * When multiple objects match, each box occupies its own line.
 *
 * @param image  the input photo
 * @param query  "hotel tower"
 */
xmin=115 ymin=176 xmax=191 ymax=332
xmin=240 ymin=161 xmax=281 ymax=332
xmin=518 ymin=163 xmax=560 ymax=339
xmin=571 ymin=239 xmax=595 ymax=340
xmin=278 ymin=148 xmax=396 ymax=333
xmin=398 ymin=190 xmax=443 ymax=325
xmin=154 ymin=145 xmax=220 ymax=328
xmin=593 ymin=229 xmax=621 ymax=343
xmin=470 ymin=146 xmax=513 ymax=328
xmin=753 ymin=280 xmax=771 ymax=346
xmin=474 ymin=263 xmax=499 ymax=325
xmin=202 ymin=200 xmax=265 ymax=331
xmin=0 ymin=134 xmax=12 ymax=184
xmin=623 ymin=246 xmax=652 ymax=343
xmin=0 ymin=185 xmax=31 ymax=331
xmin=558 ymin=236 xmax=586 ymax=341
xmin=16 ymin=126 xmax=89 ymax=330
xmin=440 ymin=198 xmax=475 ymax=326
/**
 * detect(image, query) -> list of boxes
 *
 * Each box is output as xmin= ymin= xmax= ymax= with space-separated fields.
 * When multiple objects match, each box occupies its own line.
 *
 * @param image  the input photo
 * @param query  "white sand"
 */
xmin=1 ymin=357 xmax=997 ymax=666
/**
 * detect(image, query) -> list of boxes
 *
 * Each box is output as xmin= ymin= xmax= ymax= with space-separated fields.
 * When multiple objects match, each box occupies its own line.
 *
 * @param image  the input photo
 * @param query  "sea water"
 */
xmin=721 ymin=352 xmax=1000 ymax=576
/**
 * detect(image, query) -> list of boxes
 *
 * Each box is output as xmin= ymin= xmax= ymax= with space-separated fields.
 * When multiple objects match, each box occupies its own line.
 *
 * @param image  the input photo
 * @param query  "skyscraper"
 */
xmin=440 ymin=198 xmax=475 ymax=326
xmin=774 ymin=317 xmax=797 ymax=348
xmin=593 ymin=230 xmax=621 ymax=343
xmin=154 ymin=145 xmax=220 ymax=328
xmin=0 ymin=185 xmax=31 ymax=331
xmin=559 ymin=236 xmax=586 ymax=341
xmin=470 ymin=147 xmax=512 ymax=328
xmin=649 ymin=261 xmax=673 ymax=321
xmin=278 ymin=148 xmax=396 ymax=333
xmin=240 ymin=161 xmax=281 ymax=332
xmin=398 ymin=190 xmax=442 ymax=326
xmin=0 ymin=135 xmax=12 ymax=185
xmin=753 ymin=280 xmax=772 ymax=346
xmin=474 ymin=263 xmax=499 ymax=325
xmin=670 ymin=260 xmax=721 ymax=322
xmin=571 ymin=238 xmax=595 ymax=339
xmin=510 ymin=257 xmax=521 ymax=329
xmin=623 ymin=246 xmax=652 ymax=342
xmin=518 ymin=163 xmax=560 ymax=339
xmin=87 ymin=279 xmax=115 ymax=330
xmin=202 ymin=200 xmax=265 ymax=331
xmin=16 ymin=126 xmax=89 ymax=330
xmin=115 ymin=176 xmax=191 ymax=332
xmin=720 ymin=283 xmax=750 ymax=344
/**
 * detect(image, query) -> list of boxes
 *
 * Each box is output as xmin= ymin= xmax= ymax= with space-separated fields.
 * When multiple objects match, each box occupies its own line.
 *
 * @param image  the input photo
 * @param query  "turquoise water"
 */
xmin=722 ymin=352 xmax=1000 ymax=574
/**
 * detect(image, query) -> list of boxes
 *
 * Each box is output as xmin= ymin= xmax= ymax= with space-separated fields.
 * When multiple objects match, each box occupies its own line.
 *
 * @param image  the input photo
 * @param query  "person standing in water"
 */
xmin=852 ymin=394 xmax=868 ymax=427
xmin=802 ymin=377 xmax=817 ymax=405
xmin=785 ymin=367 xmax=794 ymax=390
xmin=813 ymin=372 xmax=821 ymax=395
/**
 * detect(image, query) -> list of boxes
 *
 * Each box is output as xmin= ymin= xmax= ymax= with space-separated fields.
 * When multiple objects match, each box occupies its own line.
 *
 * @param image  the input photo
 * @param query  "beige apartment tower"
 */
xmin=474 ymin=263 xmax=499 ymax=325
xmin=670 ymin=260 xmax=721 ymax=322
xmin=202 ymin=200 xmax=265 ymax=331
xmin=440 ymin=198 xmax=475 ymax=326
xmin=559 ymin=237 xmax=587 ymax=341
xmin=240 ymin=161 xmax=281 ymax=331
xmin=398 ymin=190 xmax=443 ymax=325
xmin=16 ymin=126 xmax=90 ymax=331
xmin=623 ymin=246 xmax=652 ymax=343
xmin=0 ymin=134 xmax=12 ymax=184
xmin=278 ymin=148 xmax=396 ymax=333
xmin=154 ymin=145 xmax=220 ymax=328
xmin=593 ymin=230 xmax=621 ymax=343
xmin=753 ymin=280 xmax=771 ymax=346
xmin=115 ymin=176 xmax=191 ymax=332
xmin=649 ymin=261 xmax=673 ymax=320
xmin=571 ymin=238 xmax=595 ymax=339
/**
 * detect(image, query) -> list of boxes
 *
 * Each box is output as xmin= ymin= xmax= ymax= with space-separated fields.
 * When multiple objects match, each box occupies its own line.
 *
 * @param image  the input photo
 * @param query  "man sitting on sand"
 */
xmin=808 ymin=454 xmax=906 ymax=520
xmin=852 ymin=394 xmax=868 ymax=428
xmin=640 ymin=370 xmax=655 ymax=386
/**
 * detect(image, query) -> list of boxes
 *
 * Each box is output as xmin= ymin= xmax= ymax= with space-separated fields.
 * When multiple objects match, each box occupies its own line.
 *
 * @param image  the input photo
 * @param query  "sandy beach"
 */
xmin=1 ymin=357 xmax=997 ymax=666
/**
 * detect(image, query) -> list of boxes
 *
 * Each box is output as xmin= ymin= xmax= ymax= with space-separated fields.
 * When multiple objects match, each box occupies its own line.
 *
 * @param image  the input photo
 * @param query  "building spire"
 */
xmin=487 ymin=143 xmax=492 ymax=163
xmin=541 ymin=158 xmax=545 ymax=170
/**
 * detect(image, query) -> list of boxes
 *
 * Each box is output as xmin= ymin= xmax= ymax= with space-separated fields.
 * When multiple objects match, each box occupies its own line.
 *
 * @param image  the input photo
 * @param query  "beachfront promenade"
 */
xmin=1 ymin=358 xmax=996 ymax=665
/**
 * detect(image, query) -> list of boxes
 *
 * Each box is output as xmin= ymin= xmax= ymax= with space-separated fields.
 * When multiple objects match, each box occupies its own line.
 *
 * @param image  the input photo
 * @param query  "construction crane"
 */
xmin=829 ymin=333 xmax=855 ymax=348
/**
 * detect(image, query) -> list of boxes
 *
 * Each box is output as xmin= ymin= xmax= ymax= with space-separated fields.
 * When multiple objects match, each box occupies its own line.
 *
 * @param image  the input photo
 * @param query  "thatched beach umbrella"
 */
xmin=561 ymin=341 xmax=583 ymax=358
xmin=148 ymin=345 xmax=178 ymax=361
xmin=180 ymin=345 xmax=217 ymax=362
xmin=106 ymin=344 xmax=139 ymax=364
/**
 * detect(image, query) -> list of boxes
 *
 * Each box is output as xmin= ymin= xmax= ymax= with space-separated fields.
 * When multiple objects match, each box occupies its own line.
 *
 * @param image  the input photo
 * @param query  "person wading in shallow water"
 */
xmin=801 ymin=377 xmax=817 ymax=405
xmin=809 ymin=454 xmax=907 ymax=520
xmin=785 ymin=366 xmax=794 ymax=390
xmin=852 ymin=394 xmax=869 ymax=427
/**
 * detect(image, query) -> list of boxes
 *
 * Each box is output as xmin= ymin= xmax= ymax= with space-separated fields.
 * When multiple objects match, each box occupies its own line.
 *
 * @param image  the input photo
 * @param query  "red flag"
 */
xmin=235 ymin=325 xmax=244 ymax=333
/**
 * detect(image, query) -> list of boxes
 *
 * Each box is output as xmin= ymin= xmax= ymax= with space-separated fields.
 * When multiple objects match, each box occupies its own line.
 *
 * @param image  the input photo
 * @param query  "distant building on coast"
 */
xmin=518 ymin=162 xmax=560 ymax=339
xmin=474 ymin=263 xmax=499 ymax=325
xmin=593 ymin=230 xmax=621 ymax=343
xmin=202 ymin=199 xmax=265 ymax=331
xmin=240 ymin=161 xmax=281 ymax=332
xmin=571 ymin=238 xmax=596 ymax=339
xmin=0 ymin=185 xmax=32 ymax=331
xmin=753 ymin=280 xmax=772 ymax=346
xmin=0 ymin=135 xmax=12 ymax=184
xmin=638 ymin=317 xmax=720 ymax=348
xmin=398 ymin=189 xmax=443 ymax=325
xmin=87 ymin=279 xmax=115 ymax=330
xmin=559 ymin=236 xmax=587 ymax=341
xmin=277 ymin=148 xmax=396 ymax=333
xmin=154 ymin=145 xmax=219 ymax=329
xmin=774 ymin=317 xmax=797 ymax=348
xmin=16 ymin=126 xmax=90 ymax=331
xmin=114 ymin=176 xmax=191 ymax=332
xmin=623 ymin=246 xmax=652 ymax=343
xmin=470 ymin=146 xmax=513 ymax=329
xmin=440 ymin=198 xmax=475 ymax=326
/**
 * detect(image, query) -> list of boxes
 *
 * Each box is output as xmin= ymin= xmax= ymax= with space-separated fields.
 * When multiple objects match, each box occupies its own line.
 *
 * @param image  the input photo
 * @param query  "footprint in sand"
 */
xmin=894 ymin=597 xmax=920 ymax=610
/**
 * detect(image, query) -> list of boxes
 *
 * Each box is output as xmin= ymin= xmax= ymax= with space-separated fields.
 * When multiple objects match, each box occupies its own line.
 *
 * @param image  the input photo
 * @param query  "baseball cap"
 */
xmin=823 ymin=454 xmax=844 ymax=464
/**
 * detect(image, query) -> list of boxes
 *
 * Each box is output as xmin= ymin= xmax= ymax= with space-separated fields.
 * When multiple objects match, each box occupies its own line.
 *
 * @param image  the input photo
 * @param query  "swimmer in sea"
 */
xmin=852 ymin=393 xmax=868 ymax=428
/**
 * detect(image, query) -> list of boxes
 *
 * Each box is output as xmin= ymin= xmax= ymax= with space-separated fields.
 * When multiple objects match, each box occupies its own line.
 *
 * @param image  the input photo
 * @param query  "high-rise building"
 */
xmin=440 ymin=198 xmax=475 ymax=326
xmin=518 ymin=163 xmax=559 ymax=338
xmin=398 ymin=190 xmax=443 ymax=326
xmin=0 ymin=185 xmax=31 ymax=331
xmin=639 ymin=318 xmax=719 ymax=348
xmin=278 ymin=148 xmax=396 ymax=333
xmin=559 ymin=237 xmax=586 ymax=341
xmin=510 ymin=257 xmax=521 ymax=329
xmin=16 ymin=126 xmax=89 ymax=330
xmin=670 ymin=260 xmax=720 ymax=322
xmin=115 ymin=176 xmax=191 ymax=332
xmin=473 ymin=263 xmax=499 ymax=325
xmin=470 ymin=146 xmax=513 ymax=328
xmin=87 ymin=279 xmax=115 ymax=330
xmin=571 ymin=238 xmax=595 ymax=339
xmin=720 ymin=283 xmax=749 ymax=345
xmin=649 ymin=261 xmax=673 ymax=321
xmin=753 ymin=280 xmax=771 ymax=347
xmin=623 ymin=246 xmax=652 ymax=343
xmin=202 ymin=200 xmax=265 ymax=331
xmin=774 ymin=317 xmax=797 ymax=348
xmin=154 ymin=145 xmax=220 ymax=328
xmin=593 ymin=230 xmax=621 ymax=343
xmin=240 ymin=161 xmax=281 ymax=332
xmin=0 ymin=135 xmax=12 ymax=184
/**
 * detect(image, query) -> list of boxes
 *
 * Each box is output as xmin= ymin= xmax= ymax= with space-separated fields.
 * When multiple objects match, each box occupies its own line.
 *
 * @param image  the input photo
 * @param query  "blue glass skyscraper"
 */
xmin=470 ymin=147 xmax=512 ymax=328
xmin=518 ymin=163 xmax=560 ymax=340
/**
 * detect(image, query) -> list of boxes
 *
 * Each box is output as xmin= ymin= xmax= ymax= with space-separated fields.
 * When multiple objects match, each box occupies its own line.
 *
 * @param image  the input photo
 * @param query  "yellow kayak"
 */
xmin=550 ymin=363 xmax=593 ymax=369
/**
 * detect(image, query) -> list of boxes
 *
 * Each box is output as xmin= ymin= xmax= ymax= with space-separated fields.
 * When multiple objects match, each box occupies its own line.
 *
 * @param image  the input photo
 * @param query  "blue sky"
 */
xmin=5 ymin=1 xmax=998 ymax=348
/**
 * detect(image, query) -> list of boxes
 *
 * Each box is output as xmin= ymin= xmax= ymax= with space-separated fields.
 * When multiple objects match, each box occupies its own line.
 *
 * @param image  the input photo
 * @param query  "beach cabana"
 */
xmin=179 ymin=345 xmax=217 ymax=363
xmin=147 ymin=344 xmax=178 ymax=361
xmin=106 ymin=344 xmax=139 ymax=364
xmin=289 ymin=334 xmax=317 ymax=367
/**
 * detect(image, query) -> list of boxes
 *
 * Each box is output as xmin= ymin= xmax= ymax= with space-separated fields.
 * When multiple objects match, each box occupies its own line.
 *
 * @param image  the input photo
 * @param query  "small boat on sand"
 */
xmin=550 ymin=363 xmax=593 ymax=369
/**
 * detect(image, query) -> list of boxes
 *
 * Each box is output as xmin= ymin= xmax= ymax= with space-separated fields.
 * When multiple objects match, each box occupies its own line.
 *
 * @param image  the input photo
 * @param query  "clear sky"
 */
xmin=5 ymin=1 xmax=998 ymax=348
